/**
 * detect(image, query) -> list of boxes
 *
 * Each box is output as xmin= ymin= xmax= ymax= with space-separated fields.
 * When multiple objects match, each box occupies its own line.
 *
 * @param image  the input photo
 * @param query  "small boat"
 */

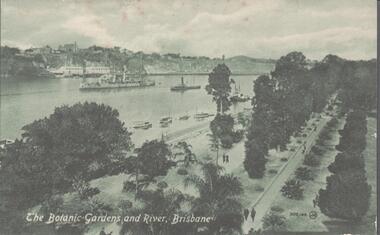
xmin=133 ymin=121 xmax=152 ymax=129
xmin=160 ymin=122 xmax=170 ymax=128
xmin=194 ymin=112 xmax=211 ymax=119
xmin=159 ymin=116 xmax=172 ymax=124
xmin=179 ymin=115 xmax=190 ymax=120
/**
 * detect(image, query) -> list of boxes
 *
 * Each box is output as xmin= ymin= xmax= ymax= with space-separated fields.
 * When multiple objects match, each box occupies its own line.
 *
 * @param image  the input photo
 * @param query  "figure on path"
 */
xmin=251 ymin=207 xmax=256 ymax=223
xmin=222 ymin=154 xmax=226 ymax=163
xmin=244 ymin=209 xmax=249 ymax=220
xmin=226 ymin=154 xmax=230 ymax=163
xmin=313 ymin=198 xmax=317 ymax=208
xmin=99 ymin=228 xmax=106 ymax=235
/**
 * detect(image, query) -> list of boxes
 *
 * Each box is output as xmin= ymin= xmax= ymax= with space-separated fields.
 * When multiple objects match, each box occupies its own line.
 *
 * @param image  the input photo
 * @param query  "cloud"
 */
xmin=63 ymin=14 xmax=117 ymax=47
xmin=0 ymin=0 xmax=376 ymax=60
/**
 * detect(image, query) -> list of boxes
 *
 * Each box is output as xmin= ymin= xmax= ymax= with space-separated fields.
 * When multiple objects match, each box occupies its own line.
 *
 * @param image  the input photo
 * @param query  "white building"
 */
xmin=49 ymin=65 xmax=110 ymax=77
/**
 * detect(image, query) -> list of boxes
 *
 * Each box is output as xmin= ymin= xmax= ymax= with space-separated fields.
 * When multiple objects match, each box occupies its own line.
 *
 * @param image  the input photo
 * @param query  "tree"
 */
xmin=210 ymin=114 xmax=236 ymax=149
xmin=184 ymin=163 xmax=244 ymax=234
xmin=270 ymin=52 xmax=313 ymax=146
xmin=174 ymin=141 xmax=197 ymax=166
xmin=205 ymin=64 xmax=232 ymax=114
xmin=317 ymin=170 xmax=371 ymax=221
xmin=124 ymin=139 xmax=174 ymax=198
xmin=0 ymin=102 xmax=132 ymax=234
xmin=295 ymin=167 xmax=313 ymax=181
xmin=208 ymin=132 xmax=221 ymax=166
xmin=244 ymin=139 xmax=267 ymax=178
xmin=328 ymin=152 xmax=364 ymax=174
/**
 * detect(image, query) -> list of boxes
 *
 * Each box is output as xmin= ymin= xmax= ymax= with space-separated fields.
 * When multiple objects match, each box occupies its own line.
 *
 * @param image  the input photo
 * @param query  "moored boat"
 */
xmin=133 ymin=121 xmax=152 ymax=129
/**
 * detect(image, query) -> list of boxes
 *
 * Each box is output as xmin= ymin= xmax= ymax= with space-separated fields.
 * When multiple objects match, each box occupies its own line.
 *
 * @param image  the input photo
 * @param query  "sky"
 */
xmin=0 ymin=0 xmax=376 ymax=60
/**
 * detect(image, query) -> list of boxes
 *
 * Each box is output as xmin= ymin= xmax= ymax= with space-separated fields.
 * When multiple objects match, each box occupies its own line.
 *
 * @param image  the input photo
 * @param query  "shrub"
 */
xmin=304 ymin=153 xmax=320 ymax=167
xmin=118 ymin=200 xmax=133 ymax=212
xmin=311 ymin=145 xmax=324 ymax=155
xmin=157 ymin=181 xmax=168 ymax=189
xmin=280 ymin=157 xmax=288 ymax=162
xmin=302 ymin=133 xmax=307 ymax=137
xmin=123 ymin=181 xmax=136 ymax=193
xmin=281 ymin=179 xmax=303 ymax=200
xmin=82 ymin=187 xmax=100 ymax=199
xmin=295 ymin=167 xmax=313 ymax=181
xmin=262 ymin=212 xmax=286 ymax=231
xmin=268 ymin=169 xmax=278 ymax=174
xmin=254 ymin=185 xmax=265 ymax=192
xmin=177 ymin=168 xmax=188 ymax=175
xmin=270 ymin=205 xmax=284 ymax=213
xmin=297 ymin=140 xmax=303 ymax=144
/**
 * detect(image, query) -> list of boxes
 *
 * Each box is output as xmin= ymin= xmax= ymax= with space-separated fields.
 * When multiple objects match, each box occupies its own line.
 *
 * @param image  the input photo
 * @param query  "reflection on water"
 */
xmin=0 ymin=75 xmax=257 ymax=145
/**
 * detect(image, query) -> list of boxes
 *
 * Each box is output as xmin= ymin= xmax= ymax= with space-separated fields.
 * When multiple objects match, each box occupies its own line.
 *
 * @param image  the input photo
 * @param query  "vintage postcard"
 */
xmin=0 ymin=0 xmax=377 ymax=235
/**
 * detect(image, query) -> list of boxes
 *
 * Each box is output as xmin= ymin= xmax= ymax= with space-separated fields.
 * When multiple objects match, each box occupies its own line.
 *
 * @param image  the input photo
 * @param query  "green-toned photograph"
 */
xmin=0 ymin=0 xmax=377 ymax=235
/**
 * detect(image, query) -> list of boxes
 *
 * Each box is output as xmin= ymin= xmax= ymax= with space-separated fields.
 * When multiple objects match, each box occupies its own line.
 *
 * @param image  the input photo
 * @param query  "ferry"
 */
xmin=79 ymin=56 xmax=155 ymax=90
xmin=170 ymin=77 xmax=201 ymax=91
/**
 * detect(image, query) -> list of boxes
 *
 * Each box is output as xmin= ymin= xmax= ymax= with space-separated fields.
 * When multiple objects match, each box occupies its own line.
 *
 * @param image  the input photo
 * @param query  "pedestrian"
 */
xmin=99 ymin=227 xmax=106 ymax=235
xmin=251 ymin=207 xmax=256 ymax=223
xmin=312 ymin=198 xmax=316 ymax=208
xmin=222 ymin=154 xmax=226 ymax=163
xmin=314 ymin=126 xmax=317 ymax=131
xmin=226 ymin=154 xmax=229 ymax=163
xmin=244 ymin=209 xmax=249 ymax=220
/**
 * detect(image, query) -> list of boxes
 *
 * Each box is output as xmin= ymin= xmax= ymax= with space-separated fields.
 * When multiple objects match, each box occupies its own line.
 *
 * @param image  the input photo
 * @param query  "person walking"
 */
xmin=99 ymin=227 xmax=106 ymax=235
xmin=312 ymin=198 xmax=317 ymax=208
xmin=226 ymin=154 xmax=229 ymax=163
xmin=222 ymin=154 xmax=226 ymax=163
xmin=251 ymin=207 xmax=256 ymax=223
xmin=243 ymin=209 xmax=249 ymax=220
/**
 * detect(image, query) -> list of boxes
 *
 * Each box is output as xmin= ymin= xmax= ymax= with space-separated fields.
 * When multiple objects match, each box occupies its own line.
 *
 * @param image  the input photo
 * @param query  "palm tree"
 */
xmin=184 ymin=163 xmax=244 ymax=234
xmin=119 ymin=188 xmax=196 ymax=235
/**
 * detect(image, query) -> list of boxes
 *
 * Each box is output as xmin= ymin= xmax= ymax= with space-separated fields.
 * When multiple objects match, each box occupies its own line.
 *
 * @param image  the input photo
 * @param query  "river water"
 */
xmin=0 ymin=75 xmax=257 ymax=145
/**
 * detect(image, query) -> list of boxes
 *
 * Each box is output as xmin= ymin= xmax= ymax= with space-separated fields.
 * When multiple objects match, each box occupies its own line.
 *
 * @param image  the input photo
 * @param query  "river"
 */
xmin=0 ymin=75 xmax=257 ymax=145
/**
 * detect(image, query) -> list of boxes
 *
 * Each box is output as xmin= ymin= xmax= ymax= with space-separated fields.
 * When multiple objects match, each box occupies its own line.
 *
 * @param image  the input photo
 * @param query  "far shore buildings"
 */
xmin=49 ymin=64 xmax=111 ymax=77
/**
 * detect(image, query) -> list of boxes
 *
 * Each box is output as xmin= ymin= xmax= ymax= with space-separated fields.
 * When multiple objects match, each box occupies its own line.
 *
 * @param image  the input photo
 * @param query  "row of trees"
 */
xmin=317 ymin=110 xmax=371 ymax=221
xmin=244 ymin=52 xmax=337 ymax=178
xmin=244 ymin=52 xmax=376 ymax=179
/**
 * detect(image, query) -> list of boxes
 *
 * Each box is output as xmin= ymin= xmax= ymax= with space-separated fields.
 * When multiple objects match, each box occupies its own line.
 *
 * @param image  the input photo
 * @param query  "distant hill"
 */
xmin=144 ymin=55 xmax=275 ymax=75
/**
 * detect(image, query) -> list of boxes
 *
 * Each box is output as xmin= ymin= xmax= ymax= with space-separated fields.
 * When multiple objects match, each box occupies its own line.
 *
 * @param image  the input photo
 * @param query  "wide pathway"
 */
xmin=241 ymin=113 xmax=331 ymax=233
